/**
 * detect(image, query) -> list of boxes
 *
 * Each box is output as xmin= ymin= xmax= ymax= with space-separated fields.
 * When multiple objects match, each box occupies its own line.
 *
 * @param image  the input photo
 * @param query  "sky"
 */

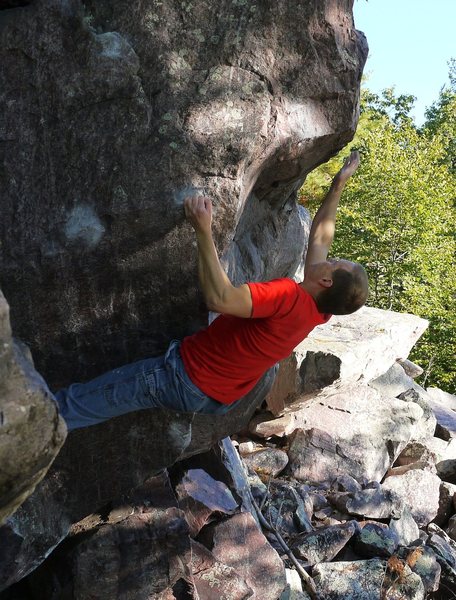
xmin=353 ymin=0 xmax=455 ymax=125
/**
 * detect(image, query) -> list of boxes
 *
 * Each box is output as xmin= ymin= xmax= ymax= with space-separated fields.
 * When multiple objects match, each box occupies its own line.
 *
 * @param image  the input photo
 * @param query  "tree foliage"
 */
xmin=301 ymin=72 xmax=456 ymax=392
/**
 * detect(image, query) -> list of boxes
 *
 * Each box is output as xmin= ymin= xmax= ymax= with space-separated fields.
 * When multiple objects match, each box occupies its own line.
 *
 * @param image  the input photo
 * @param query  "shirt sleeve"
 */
xmin=247 ymin=278 xmax=298 ymax=319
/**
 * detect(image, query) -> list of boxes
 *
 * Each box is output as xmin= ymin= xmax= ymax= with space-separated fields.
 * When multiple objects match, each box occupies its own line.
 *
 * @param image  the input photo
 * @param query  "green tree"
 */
xmin=301 ymin=83 xmax=456 ymax=392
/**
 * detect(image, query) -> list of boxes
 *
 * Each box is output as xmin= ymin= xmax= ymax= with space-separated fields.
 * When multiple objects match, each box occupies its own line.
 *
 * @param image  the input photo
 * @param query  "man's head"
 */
xmin=304 ymin=258 xmax=369 ymax=315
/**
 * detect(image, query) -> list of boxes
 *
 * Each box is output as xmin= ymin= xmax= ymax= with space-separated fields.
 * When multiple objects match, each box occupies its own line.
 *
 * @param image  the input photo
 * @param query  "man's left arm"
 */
xmin=184 ymin=195 xmax=253 ymax=318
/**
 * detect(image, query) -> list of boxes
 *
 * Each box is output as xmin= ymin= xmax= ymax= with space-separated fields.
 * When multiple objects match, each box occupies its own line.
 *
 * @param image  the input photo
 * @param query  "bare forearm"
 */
xmin=309 ymin=175 xmax=346 ymax=246
xmin=195 ymin=230 xmax=233 ymax=309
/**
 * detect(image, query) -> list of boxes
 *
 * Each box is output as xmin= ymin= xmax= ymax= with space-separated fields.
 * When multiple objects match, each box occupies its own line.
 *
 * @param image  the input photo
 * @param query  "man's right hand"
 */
xmin=184 ymin=195 xmax=213 ymax=235
xmin=336 ymin=150 xmax=360 ymax=183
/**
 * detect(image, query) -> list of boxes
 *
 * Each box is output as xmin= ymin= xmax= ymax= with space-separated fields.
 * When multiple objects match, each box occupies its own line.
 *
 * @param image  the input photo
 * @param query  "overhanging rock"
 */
xmin=266 ymin=307 xmax=428 ymax=415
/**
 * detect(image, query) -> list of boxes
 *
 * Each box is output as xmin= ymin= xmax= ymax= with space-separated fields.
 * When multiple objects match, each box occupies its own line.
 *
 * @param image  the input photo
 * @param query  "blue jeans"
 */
xmin=54 ymin=341 xmax=234 ymax=431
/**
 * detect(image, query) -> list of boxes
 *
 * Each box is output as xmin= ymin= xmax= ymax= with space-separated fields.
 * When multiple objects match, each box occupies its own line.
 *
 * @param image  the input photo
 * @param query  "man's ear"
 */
xmin=319 ymin=277 xmax=333 ymax=288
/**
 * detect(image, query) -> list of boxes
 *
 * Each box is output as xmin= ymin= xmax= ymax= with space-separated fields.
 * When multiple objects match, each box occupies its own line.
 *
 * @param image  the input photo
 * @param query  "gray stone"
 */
xmin=429 ymin=400 xmax=456 ymax=441
xmin=382 ymin=469 xmax=441 ymax=526
xmin=313 ymin=559 xmax=425 ymax=600
xmin=436 ymin=459 xmax=456 ymax=484
xmin=242 ymin=448 xmax=289 ymax=478
xmin=209 ymin=512 xmax=287 ymax=600
xmin=174 ymin=469 xmax=238 ymax=536
xmin=286 ymin=385 xmax=422 ymax=484
xmin=427 ymin=387 xmax=456 ymax=412
xmin=398 ymin=358 xmax=424 ymax=378
xmin=396 ymin=546 xmax=441 ymax=593
xmin=329 ymin=487 xmax=402 ymax=520
xmin=433 ymin=482 xmax=456 ymax=528
xmin=266 ymin=307 xmax=428 ymax=414
xmin=291 ymin=520 xmax=359 ymax=566
xmin=397 ymin=387 xmax=437 ymax=443
xmin=369 ymin=361 xmax=415 ymax=398
xmin=190 ymin=540 xmax=252 ymax=600
xmin=0 ymin=291 xmax=66 ymax=524
xmin=389 ymin=507 xmax=420 ymax=546
xmin=353 ymin=522 xmax=399 ymax=558
xmin=447 ymin=515 xmax=456 ymax=542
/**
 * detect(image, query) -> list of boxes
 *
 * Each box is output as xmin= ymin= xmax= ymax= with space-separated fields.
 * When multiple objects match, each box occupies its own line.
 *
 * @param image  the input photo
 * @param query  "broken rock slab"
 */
xmin=23 ymin=506 xmax=192 ymax=600
xmin=382 ymin=469 xmax=441 ymax=527
xmin=207 ymin=512 xmax=287 ymax=600
xmin=266 ymin=306 xmax=428 ymax=415
xmin=352 ymin=522 xmax=399 ymax=558
xmin=313 ymin=558 xmax=425 ymax=600
xmin=291 ymin=520 xmax=359 ymax=566
xmin=328 ymin=486 xmax=402 ymax=520
xmin=285 ymin=384 xmax=423 ymax=484
xmin=241 ymin=448 xmax=289 ymax=478
xmin=190 ymin=540 xmax=252 ymax=600
xmin=427 ymin=387 xmax=456 ymax=412
xmin=174 ymin=469 xmax=238 ymax=536
xmin=0 ymin=291 xmax=66 ymax=524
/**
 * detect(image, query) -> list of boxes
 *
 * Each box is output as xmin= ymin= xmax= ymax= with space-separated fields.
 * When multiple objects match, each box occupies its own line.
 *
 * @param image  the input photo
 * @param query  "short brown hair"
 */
xmin=316 ymin=263 xmax=369 ymax=315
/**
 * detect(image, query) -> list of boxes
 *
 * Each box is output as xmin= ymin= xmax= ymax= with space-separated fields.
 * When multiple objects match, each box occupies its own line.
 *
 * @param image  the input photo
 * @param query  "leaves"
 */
xmin=301 ymin=80 xmax=456 ymax=392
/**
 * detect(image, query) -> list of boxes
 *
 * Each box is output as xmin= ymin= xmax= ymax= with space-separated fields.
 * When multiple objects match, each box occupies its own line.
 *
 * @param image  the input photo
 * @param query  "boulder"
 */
xmin=242 ymin=448 xmax=289 ymax=478
xmin=427 ymin=387 xmax=456 ymax=412
xmin=285 ymin=385 xmax=423 ymax=484
xmin=352 ymin=522 xmax=399 ymax=558
xmin=433 ymin=482 xmax=456 ymax=528
xmin=266 ymin=307 xmax=427 ymax=415
xmin=190 ymin=540 xmax=252 ymax=600
xmin=207 ymin=512 xmax=287 ymax=600
xmin=313 ymin=558 xmax=425 ymax=600
xmin=291 ymin=521 xmax=359 ymax=566
xmin=429 ymin=400 xmax=456 ymax=441
xmin=397 ymin=387 xmax=437 ymax=443
xmin=329 ymin=487 xmax=402 ymax=520
xmin=174 ymin=469 xmax=238 ymax=536
xmin=396 ymin=546 xmax=441 ymax=594
xmin=0 ymin=0 xmax=368 ymax=590
xmin=369 ymin=361 xmax=415 ymax=398
xmin=382 ymin=469 xmax=441 ymax=527
xmin=22 ymin=506 xmax=193 ymax=600
xmin=389 ymin=507 xmax=420 ymax=546
xmin=0 ymin=291 xmax=66 ymax=524
xmin=398 ymin=358 xmax=424 ymax=379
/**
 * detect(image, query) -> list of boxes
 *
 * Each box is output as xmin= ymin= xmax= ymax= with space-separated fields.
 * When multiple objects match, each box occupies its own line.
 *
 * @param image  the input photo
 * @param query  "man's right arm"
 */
xmin=305 ymin=151 xmax=360 ymax=270
xmin=184 ymin=196 xmax=253 ymax=318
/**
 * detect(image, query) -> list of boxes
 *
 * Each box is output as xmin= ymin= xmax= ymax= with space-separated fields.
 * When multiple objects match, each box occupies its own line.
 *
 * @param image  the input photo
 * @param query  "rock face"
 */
xmin=0 ymin=292 xmax=66 ymax=524
xmin=0 ymin=0 xmax=367 ymax=390
xmin=0 ymin=0 xmax=369 ymax=594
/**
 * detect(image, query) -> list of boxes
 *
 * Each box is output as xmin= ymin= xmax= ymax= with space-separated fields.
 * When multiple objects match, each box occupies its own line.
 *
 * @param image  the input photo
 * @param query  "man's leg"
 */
xmin=54 ymin=352 xmax=170 ymax=431
xmin=54 ymin=341 xmax=231 ymax=431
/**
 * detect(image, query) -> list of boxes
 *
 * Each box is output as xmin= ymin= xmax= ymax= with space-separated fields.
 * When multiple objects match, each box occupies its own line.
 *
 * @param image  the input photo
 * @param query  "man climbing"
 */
xmin=55 ymin=151 xmax=368 ymax=430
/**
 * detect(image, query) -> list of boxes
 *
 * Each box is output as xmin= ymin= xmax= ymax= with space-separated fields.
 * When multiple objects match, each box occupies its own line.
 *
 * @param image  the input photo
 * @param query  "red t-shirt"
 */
xmin=180 ymin=278 xmax=331 ymax=404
